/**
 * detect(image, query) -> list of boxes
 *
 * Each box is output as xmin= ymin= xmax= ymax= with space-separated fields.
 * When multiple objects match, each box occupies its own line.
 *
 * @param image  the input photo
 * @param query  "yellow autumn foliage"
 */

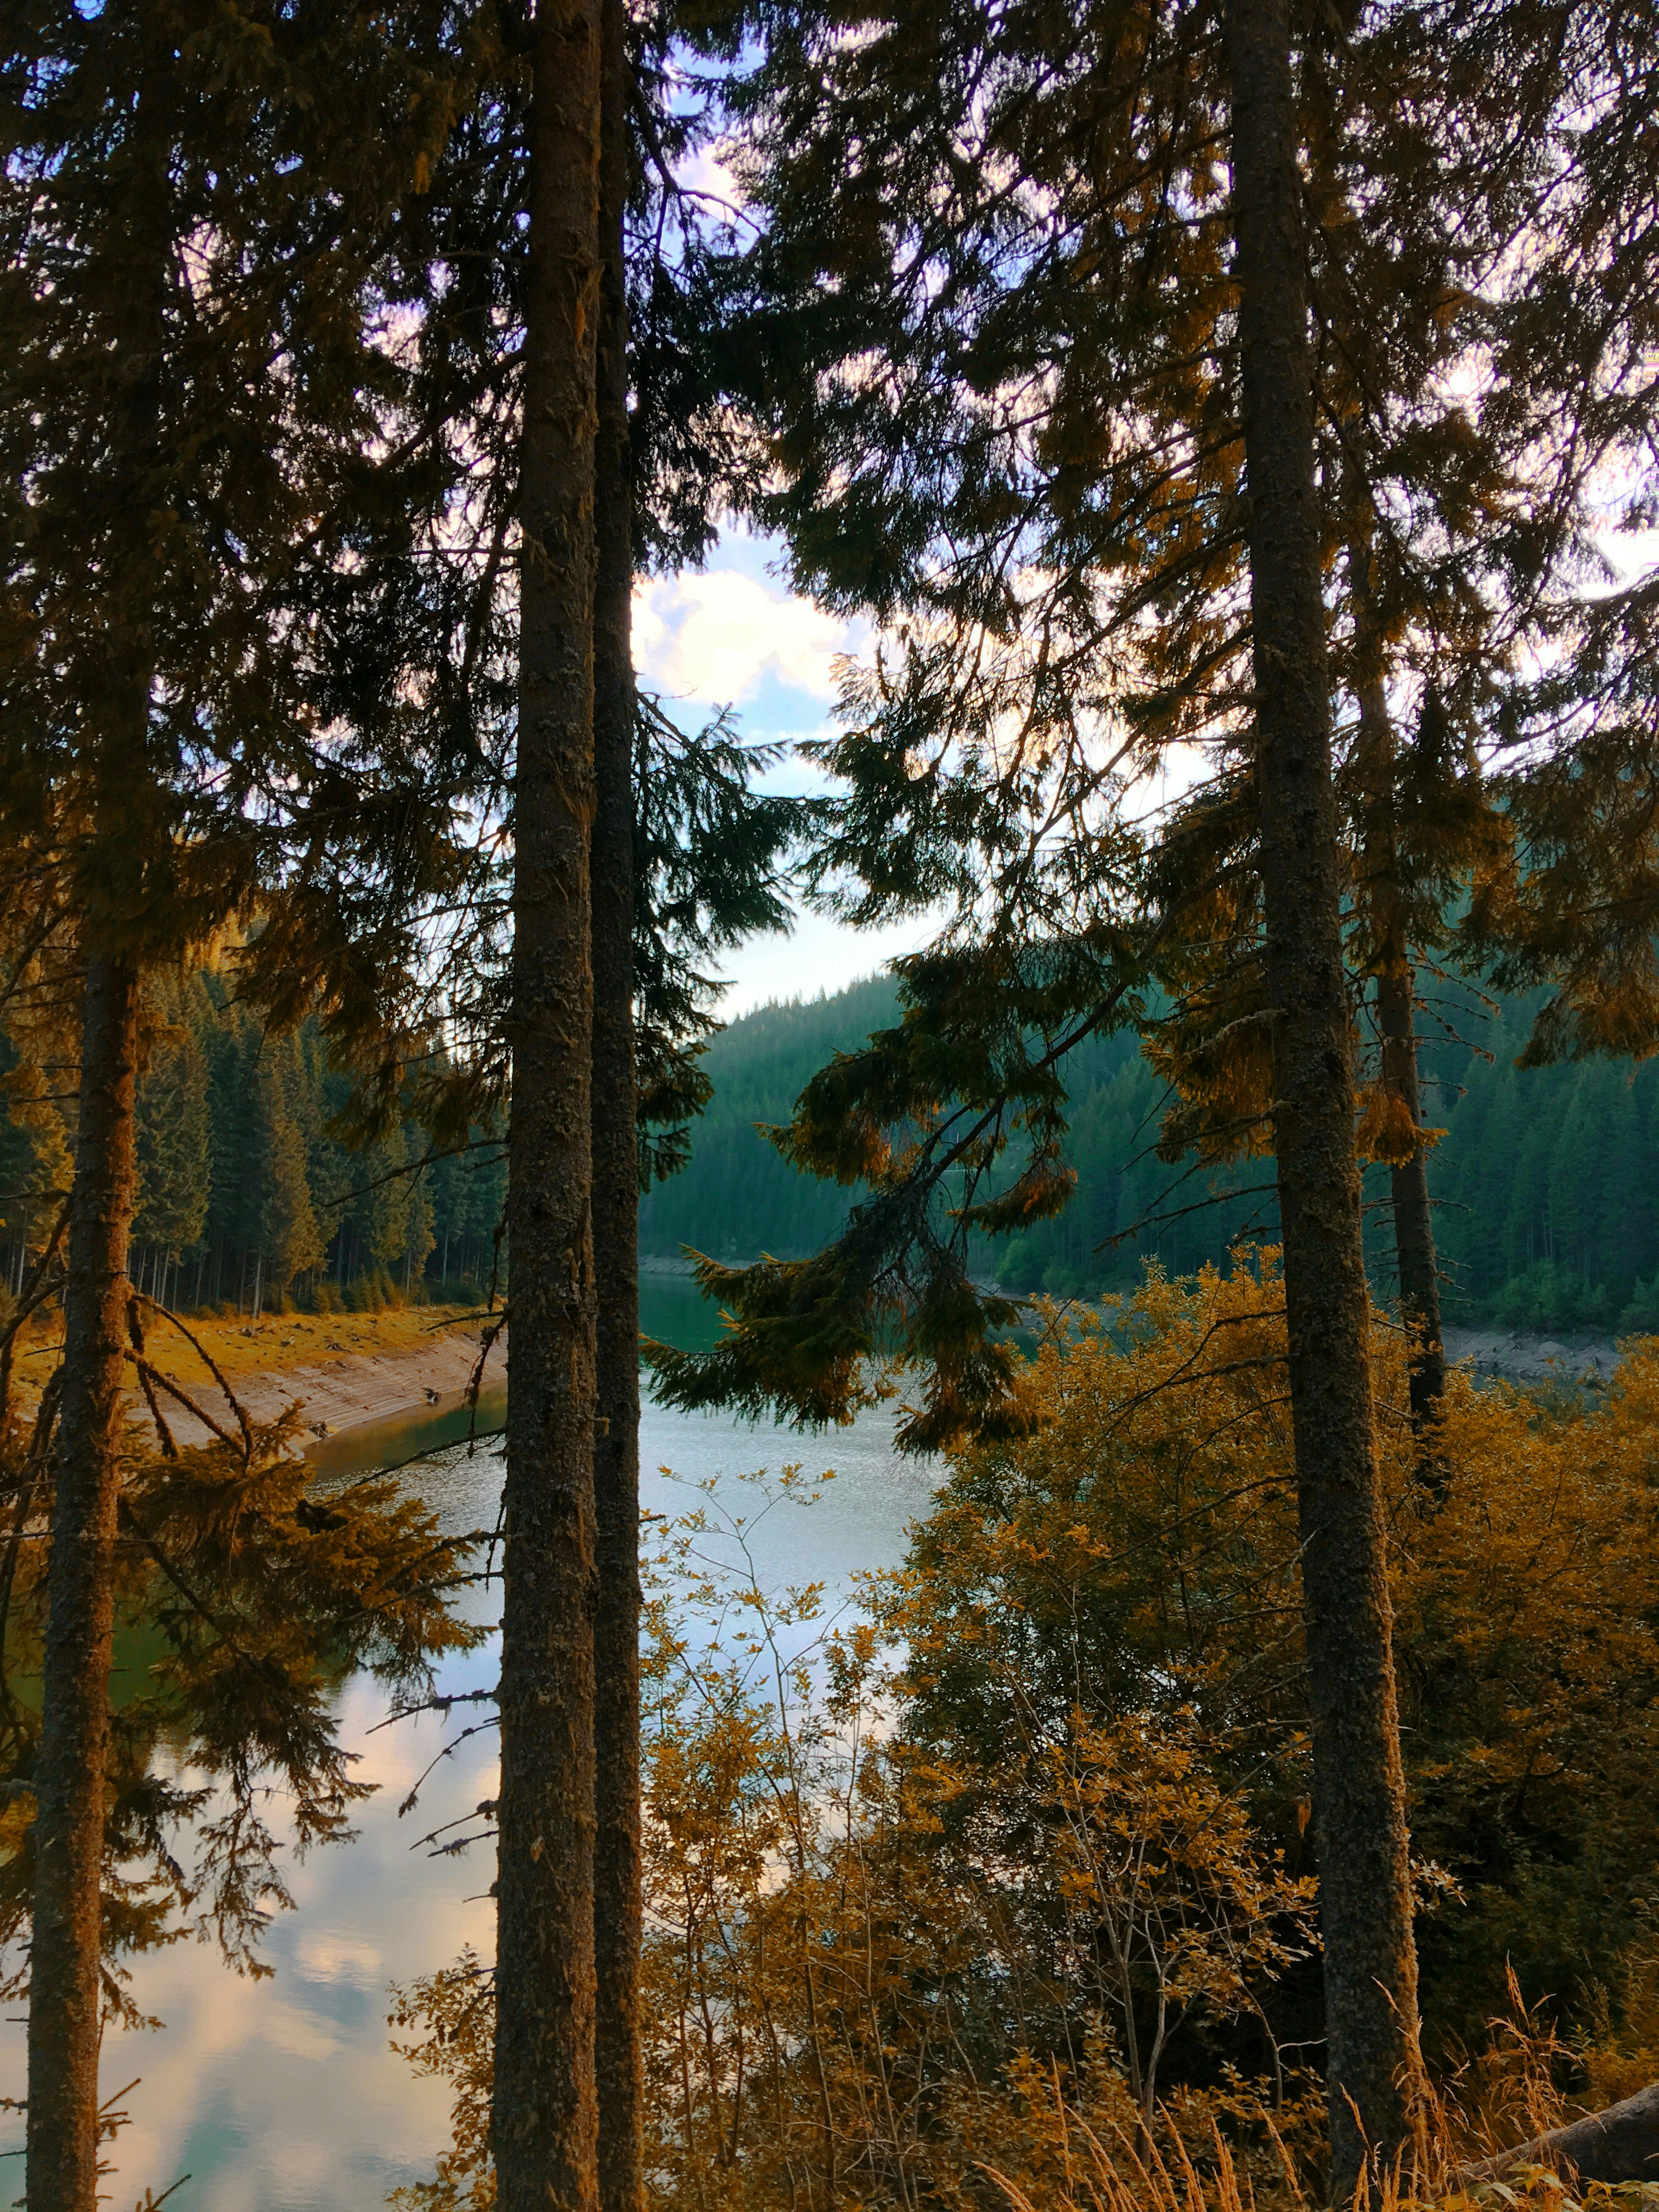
xmin=1354 ymin=1084 xmax=1444 ymax=1166
xmin=895 ymin=1257 xmax=1659 ymax=2053
xmin=394 ymin=1259 xmax=1659 ymax=2212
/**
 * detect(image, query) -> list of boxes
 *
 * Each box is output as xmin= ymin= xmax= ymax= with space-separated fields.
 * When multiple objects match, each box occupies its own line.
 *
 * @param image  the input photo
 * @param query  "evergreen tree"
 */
xmin=356 ymin=38 xmax=808 ymax=2199
xmin=493 ymin=2 xmax=605 ymax=2205
xmin=1218 ymin=9 xmax=1426 ymax=2165
xmin=402 ymin=1159 xmax=438 ymax=1297
xmin=647 ymin=10 xmax=1657 ymax=2174
xmin=363 ymin=1124 xmax=415 ymax=1279
xmin=0 ymin=988 xmax=73 ymax=1296
xmin=647 ymin=0 xmax=1618 ymax=2170
xmin=257 ymin=1050 xmax=325 ymax=1301
xmin=1445 ymin=7 xmax=1659 ymax=1159
xmin=591 ymin=1 xmax=645 ymax=2198
xmin=203 ymin=1000 xmax=264 ymax=1306
xmin=1 ymin=6 xmax=469 ymax=2190
xmin=132 ymin=1002 xmax=211 ymax=1297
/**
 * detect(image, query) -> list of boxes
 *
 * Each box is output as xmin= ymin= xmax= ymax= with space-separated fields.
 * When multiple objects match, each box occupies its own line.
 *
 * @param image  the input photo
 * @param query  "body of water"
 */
xmin=0 ymin=1280 xmax=940 ymax=2210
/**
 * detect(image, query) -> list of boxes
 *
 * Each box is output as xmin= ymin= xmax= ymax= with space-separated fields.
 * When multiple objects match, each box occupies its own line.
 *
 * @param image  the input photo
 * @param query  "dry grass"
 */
xmin=980 ymin=1977 xmax=1659 ymax=2212
xmin=986 ymin=2079 xmax=1659 ymax=2212
xmin=981 ymin=2084 xmax=1658 ymax=2212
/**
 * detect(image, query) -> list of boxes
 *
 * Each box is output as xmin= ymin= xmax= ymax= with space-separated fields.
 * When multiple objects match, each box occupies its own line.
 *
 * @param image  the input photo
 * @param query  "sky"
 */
xmin=632 ymin=527 xmax=932 ymax=1016
xmin=644 ymin=509 xmax=1659 ymax=1023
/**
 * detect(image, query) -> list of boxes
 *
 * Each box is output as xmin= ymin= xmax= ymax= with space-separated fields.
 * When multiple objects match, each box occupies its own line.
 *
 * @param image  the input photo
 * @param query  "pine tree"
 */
xmin=1223 ymin=0 xmax=1424 ymax=2169
xmin=401 ymin=1161 xmax=438 ymax=1297
xmin=258 ymin=1053 xmax=325 ymax=1300
xmin=132 ymin=1003 xmax=211 ymax=1299
xmin=666 ymin=12 xmax=1653 ymax=2168
xmin=640 ymin=0 xmax=1613 ymax=2171
xmin=1447 ymin=7 xmax=1659 ymax=1116
xmin=592 ymin=0 xmax=645 ymax=2200
xmin=0 ymin=983 xmax=74 ymax=1294
xmin=203 ymin=1006 xmax=264 ymax=1306
xmin=492 ymin=2 xmax=605 ymax=2205
xmin=1 ymin=7 xmax=469 ymax=2191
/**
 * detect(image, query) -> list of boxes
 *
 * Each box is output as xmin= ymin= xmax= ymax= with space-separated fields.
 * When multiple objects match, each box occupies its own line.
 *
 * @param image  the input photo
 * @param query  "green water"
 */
xmin=306 ymin=1379 xmax=507 ymax=1483
xmin=303 ymin=1274 xmax=721 ymax=1483
xmin=637 ymin=1269 xmax=731 ymax=1353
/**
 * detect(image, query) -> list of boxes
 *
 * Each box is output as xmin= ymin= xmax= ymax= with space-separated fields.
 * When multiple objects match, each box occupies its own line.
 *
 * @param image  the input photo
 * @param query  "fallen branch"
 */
xmin=1465 ymin=2080 xmax=1659 ymax=2188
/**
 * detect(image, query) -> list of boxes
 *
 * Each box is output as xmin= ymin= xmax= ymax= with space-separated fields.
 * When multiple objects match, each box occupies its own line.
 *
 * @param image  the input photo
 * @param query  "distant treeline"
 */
xmin=11 ymin=967 xmax=1655 ymax=1331
xmin=0 ymin=968 xmax=505 ymax=1313
xmin=641 ymin=976 xmax=1659 ymax=1336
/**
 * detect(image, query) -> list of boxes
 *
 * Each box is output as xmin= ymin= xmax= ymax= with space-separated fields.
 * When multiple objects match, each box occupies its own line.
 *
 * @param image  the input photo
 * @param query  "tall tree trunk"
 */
xmin=1350 ymin=612 xmax=1447 ymax=1434
xmin=1377 ymin=958 xmax=1445 ymax=1425
xmin=1346 ymin=503 xmax=1446 ymax=1437
xmin=1224 ymin=0 xmax=1426 ymax=2191
xmin=26 ymin=956 xmax=142 ymax=2212
xmin=590 ymin=5 xmax=644 ymax=2211
xmin=493 ymin=0 xmax=604 ymax=2204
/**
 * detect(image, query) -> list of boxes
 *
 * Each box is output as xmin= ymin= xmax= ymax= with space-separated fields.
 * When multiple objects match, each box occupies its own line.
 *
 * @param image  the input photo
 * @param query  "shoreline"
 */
xmin=126 ymin=1306 xmax=1631 ymax=1466
xmin=135 ymin=1316 xmax=506 ymax=1453
xmin=1441 ymin=1322 xmax=1623 ymax=1385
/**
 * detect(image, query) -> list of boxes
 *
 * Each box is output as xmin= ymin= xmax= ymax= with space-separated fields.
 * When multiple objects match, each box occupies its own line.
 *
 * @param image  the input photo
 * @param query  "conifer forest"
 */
xmin=3 ymin=4 xmax=1659 ymax=2212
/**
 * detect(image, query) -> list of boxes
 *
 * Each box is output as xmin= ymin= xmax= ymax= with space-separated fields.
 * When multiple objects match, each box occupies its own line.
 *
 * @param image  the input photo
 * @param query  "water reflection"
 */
xmin=307 ymin=1382 xmax=507 ymax=1488
xmin=0 ymin=1289 xmax=939 ymax=2211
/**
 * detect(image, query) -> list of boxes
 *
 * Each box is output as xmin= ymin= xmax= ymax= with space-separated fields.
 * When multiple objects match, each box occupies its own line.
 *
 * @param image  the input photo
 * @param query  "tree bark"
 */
xmin=1224 ymin=0 xmax=1426 ymax=2190
xmin=26 ymin=956 xmax=143 ymax=2212
xmin=1376 ymin=956 xmax=1446 ymax=1428
xmin=1348 ymin=537 xmax=1446 ymax=1437
xmin=493 ymin=0 xmax=604 ymax=2203
xmin=591 ymin=4 xmax=644 ymax=2210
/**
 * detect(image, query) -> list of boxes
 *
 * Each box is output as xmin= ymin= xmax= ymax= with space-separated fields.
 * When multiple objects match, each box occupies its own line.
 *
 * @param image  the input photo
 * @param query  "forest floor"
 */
xmin=8 ymin=1301 xmax=504 ymax=1449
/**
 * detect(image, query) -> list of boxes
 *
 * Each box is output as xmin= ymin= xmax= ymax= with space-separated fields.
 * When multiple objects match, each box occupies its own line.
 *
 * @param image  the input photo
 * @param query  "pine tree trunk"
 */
xmin=1346 ymin=500 xmax=1447 ymax=1440
xmin=591 ymin=3 xmax=644 ymax=2204
xmin=493 ymin=0 xmax=604 ymax=2202
xmin=1224 ymin=0 xmax=1425 ymax=2189
xmin=26 ymin=955 xmax=143 ymax=2212
xmin=1378 ymin=962 xmax=1445 ymax=1423
xmin=1354 ymin=665 xmax=1447 ymax=1435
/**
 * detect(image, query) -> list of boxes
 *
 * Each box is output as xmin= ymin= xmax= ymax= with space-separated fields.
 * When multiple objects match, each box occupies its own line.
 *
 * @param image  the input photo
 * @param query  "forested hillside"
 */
xmin=8 ymin=963 xmax=1651 ymax=1335
xmin=0 ymin=967 xmax=505 ymax=1313
xmin=639 ymin=975 xmax=904 ymax=1263
xmin=1424 ymin=1002 xmax=1659 ymax=1334
xmin=644 ymin=975 xmax=1659 ymax=1334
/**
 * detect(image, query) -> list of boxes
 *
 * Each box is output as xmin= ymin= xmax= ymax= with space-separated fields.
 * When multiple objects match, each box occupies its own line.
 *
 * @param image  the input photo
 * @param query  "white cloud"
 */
xmin=633 ymin=569 xmax=859 ymax=706
xmin=715 ymin=907 xmax=938 ymax=1018
xmin=680 ymin=143 xmax=743 ymax=212
xmin=295 ymin=1926 xmax=384 ymax=1986
xmin=1597 ymin=523 xmax=1658 ymax=586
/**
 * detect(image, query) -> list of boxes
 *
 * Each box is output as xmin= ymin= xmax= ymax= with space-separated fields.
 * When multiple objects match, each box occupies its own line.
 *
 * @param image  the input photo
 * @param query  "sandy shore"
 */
xmin=137 ymin=1317 xmax=505 ymax=1451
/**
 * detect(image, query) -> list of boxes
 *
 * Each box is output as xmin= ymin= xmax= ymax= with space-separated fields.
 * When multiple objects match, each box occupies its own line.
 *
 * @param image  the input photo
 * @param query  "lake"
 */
xmin=0 ymin=1279 xmax=941 ymax=2210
